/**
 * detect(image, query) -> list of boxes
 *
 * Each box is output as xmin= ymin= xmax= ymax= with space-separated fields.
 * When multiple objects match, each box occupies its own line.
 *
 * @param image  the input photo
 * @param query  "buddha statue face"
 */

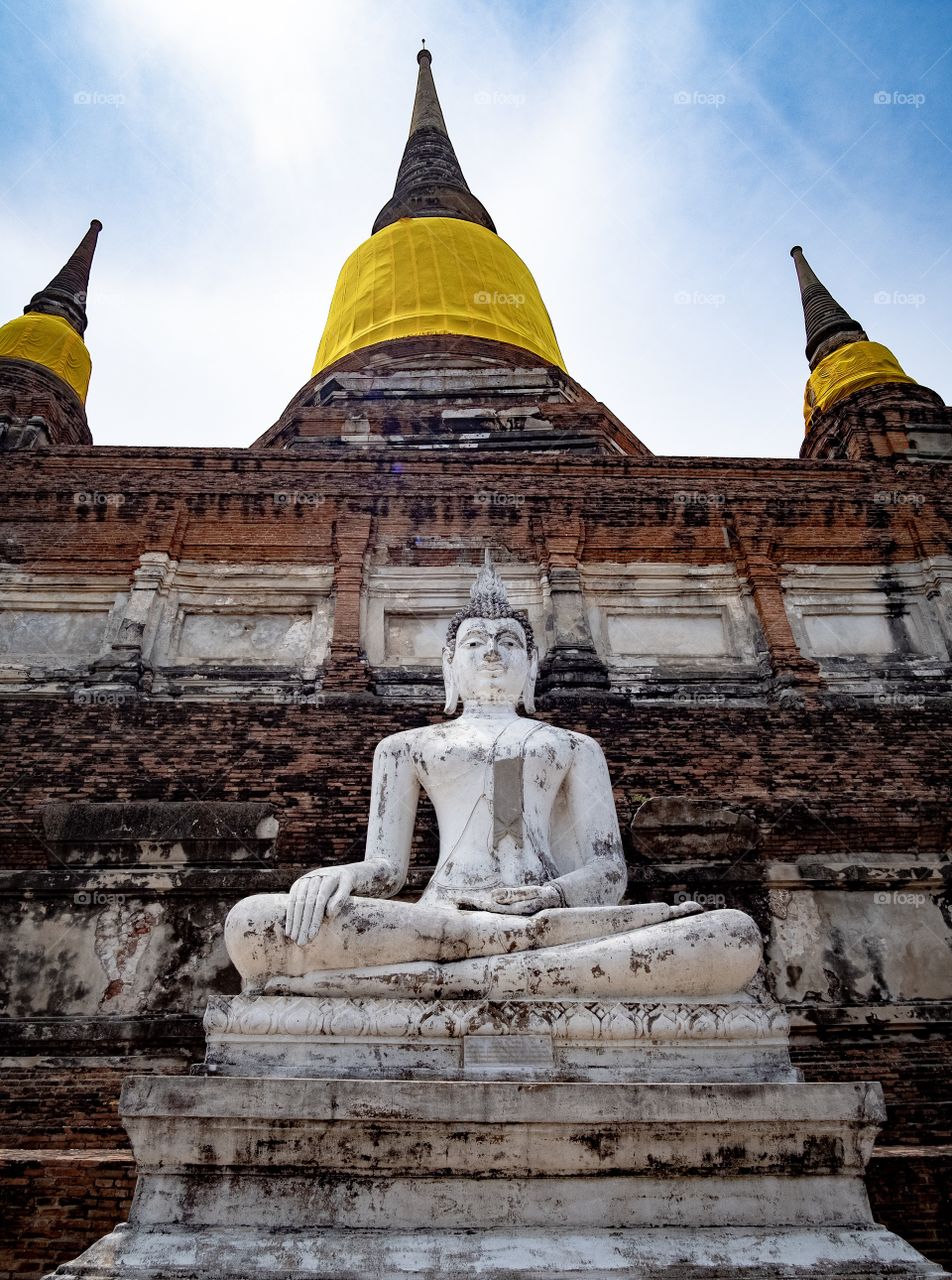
xmin=443 ymin=616 xmax=538 ymax=713
xmin=441 ymin=553 xmax=538 ymax=714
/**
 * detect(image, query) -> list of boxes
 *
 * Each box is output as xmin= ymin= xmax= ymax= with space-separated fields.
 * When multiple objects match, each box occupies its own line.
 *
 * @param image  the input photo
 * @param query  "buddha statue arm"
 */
xmin=362 ymin=733 xmax=421 ymax=893
xmin=549 ymin=734 xmax=627 ymax=908
xmin=285 ymin=734 xmax=420 ymax=945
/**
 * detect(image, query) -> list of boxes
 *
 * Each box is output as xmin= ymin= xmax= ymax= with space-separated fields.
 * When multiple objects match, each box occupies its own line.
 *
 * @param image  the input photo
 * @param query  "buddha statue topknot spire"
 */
xmin=445 ymin=551 xmax=535 ymax=666
xmin=469 ymin=549 xmax=510 ymax=617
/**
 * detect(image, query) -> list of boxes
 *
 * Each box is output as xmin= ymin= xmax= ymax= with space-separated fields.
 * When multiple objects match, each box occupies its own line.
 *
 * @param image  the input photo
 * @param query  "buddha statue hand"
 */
xmin=285 ymin=866 xmax=355 ymax=946
xmin=455 ymin=884 xmax=564 ymax=915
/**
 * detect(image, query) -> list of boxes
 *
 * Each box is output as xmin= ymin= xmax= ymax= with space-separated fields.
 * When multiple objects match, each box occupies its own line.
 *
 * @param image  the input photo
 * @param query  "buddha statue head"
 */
xmin=442 ymin=552 xmax=538 ymax=714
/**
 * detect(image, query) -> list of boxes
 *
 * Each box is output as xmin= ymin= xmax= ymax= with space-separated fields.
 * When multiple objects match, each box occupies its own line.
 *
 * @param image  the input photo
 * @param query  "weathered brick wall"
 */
xmin=0 ymin=1150 xmax=136 ymax=1280
xmin=791 ymin=1040 xmax=952 ymax=1146
xmin=2 ymin=433 xmax=952 ymax=1273
xmin=1 ymin=1068 xmax=130 ymax=1150
xmin=868 ymin=1149 xmax=952 ymax=1272
xmin=0 ymin=1059 xmax=191 ymax=1279
xmin=0 ymin=1061 xmax=194 ymax=1150
xmin=2 ymin=445 xmax=951 ymax=571
xmin=2 ymin=698 xmax=952 ymax=863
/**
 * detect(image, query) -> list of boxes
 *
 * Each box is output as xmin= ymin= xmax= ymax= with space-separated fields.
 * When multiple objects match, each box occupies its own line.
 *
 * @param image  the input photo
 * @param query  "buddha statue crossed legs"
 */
xmin=225 ymin=554 xmax=762 ymax=1000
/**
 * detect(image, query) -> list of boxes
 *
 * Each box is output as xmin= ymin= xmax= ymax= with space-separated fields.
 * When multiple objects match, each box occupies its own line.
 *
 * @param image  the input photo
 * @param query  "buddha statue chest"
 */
xmin=404 ymin=719 xmax=577 ymax=901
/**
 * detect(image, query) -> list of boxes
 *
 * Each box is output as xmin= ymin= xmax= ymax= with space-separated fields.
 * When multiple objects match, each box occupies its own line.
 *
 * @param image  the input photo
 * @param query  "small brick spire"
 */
xmin=790 ymin=245 xmax=866 ymax=368
xmin=25 ymin=219 xmax=102 ymax=336
xmin=372 ymin=46 xmax=496 ymax=235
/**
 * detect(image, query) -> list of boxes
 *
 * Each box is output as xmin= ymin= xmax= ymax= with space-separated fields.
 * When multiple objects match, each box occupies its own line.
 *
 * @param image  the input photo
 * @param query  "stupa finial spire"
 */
xmin=372 ymin=46 xmax=496 ymax=235
xmin=25 ymin=219 xmax=102 ymax=336
xmin=789 ymin=245 xmax=866 ymax=368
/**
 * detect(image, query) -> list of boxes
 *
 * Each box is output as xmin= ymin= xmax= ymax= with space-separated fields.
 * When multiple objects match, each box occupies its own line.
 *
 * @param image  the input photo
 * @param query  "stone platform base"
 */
xmin=45 ymin=1075 xmax=947 ymax=1278
xmin=203 ymin=992 xmax=798 ymax=1081
xmin=47 ymin=1224 xmax=944 ymax=1278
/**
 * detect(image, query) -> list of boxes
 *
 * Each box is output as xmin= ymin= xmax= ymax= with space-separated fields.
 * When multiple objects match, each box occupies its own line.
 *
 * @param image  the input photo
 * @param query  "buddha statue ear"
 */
xmin=442 ymin=648 xmax=459 ymax=716
xmin=522 ymin=649 xmax=539 ymax=714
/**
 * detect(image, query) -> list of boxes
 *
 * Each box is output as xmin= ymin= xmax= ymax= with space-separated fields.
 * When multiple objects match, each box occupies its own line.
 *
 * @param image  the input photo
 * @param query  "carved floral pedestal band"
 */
xmin=47 ymin=1075 xmax=945 ymax=1278
xmin=202 ymin=992 xmax=799 ymax=1082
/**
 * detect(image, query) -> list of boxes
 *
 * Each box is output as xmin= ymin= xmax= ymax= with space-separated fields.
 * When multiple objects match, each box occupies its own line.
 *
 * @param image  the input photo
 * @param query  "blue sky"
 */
xmin=0 ymin=0 xmax=949 ymax=456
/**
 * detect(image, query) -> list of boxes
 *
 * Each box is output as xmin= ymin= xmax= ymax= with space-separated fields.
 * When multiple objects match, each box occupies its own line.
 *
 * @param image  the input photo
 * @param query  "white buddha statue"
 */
xmin=225 ymin=554 xmax=762 ymax=1000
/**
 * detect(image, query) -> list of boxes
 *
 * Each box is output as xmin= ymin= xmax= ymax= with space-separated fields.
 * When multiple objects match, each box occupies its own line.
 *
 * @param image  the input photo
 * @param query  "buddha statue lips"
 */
xmin=224 ymin=554 xmax=763 ymax=1000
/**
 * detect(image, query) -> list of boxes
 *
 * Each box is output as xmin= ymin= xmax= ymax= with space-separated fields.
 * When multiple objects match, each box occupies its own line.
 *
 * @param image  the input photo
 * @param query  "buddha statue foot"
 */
xmin=256 ymin=909 xmax=763 ymax=1001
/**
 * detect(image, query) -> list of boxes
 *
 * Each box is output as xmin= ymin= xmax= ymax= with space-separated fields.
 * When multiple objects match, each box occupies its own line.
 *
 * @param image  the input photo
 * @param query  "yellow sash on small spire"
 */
xmin=803 ymin=340 xmax=915 ymax=431
xmin=0 ymin=311 xmax=91 ymax=402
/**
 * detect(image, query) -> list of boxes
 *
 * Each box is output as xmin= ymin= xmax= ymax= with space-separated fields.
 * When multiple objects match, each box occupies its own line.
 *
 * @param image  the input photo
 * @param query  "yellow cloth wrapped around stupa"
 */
xmin=803 ymin=340 xmax=915 ymax=431
xmin=0 ymin=311 xmax=91 ymax=402
xmin=313 ymin=216 xmax=565 ymax=376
